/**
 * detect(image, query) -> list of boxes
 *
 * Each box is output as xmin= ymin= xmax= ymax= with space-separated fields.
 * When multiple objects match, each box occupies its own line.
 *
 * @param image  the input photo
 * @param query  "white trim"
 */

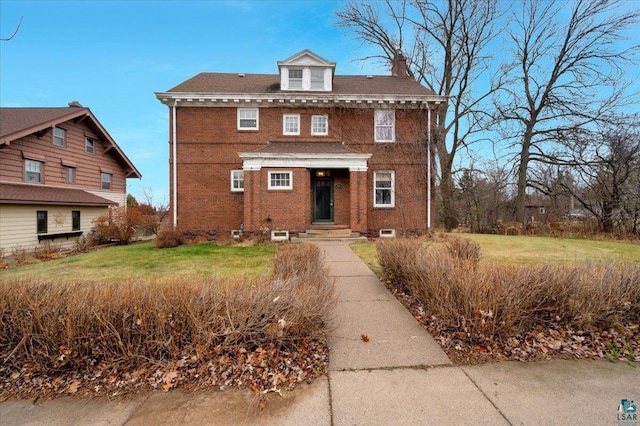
xmin=374 ymin=170 xmax=395 ymax=208
xmin=53 ymin=126 xmax=65 ymax=146
xmin=157 ymin=92 xmax=445 ymax=109
xmin=237 ymin=108 xmax=259 ymax=130
xmin=283 ymin=114 xmax=300 ymax=135
xmin=230 ymin=169 xmax=244 ymax=192
xmin=239 ymin=152 xmax=371 ymax=172
xmin=268 ymin=171 xmax=293 ymax=190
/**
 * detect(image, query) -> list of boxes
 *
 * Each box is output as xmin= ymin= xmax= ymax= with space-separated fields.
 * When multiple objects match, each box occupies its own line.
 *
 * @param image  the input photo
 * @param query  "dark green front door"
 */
xmin=313 ymin=177 xmax=334 ymax=222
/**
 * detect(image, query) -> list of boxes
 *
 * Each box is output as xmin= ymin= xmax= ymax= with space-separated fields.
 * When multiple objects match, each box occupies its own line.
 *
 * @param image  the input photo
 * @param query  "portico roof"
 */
xmin=238 ymin=142 xmax=371 ymax=171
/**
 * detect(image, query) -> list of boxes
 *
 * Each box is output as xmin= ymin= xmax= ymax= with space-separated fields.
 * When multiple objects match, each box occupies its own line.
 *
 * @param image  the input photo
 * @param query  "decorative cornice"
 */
xmin=155 ymin=92 xmax=443 ymax=109
xmin=238 ymin=151 xmax=372 ymax=171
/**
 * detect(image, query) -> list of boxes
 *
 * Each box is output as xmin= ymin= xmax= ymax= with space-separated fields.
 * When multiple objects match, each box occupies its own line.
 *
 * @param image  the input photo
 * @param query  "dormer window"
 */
xmin=310 ymin=69 xmax=324 ymax=90
xmin=278 ymin=49 xmax=335 ymax=92
xmin=289 ymin=69 xmax=303 ymax=89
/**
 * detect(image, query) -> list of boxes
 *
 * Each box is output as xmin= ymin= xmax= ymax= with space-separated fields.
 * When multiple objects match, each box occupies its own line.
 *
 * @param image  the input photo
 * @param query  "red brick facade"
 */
xmin=158 ymin=50 xmax=442 ymax=236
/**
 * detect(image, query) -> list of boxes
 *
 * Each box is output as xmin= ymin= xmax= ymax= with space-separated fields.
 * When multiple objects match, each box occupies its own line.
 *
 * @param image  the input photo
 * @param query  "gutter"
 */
xmin=172 ymin=101 xmax=178 ymax=228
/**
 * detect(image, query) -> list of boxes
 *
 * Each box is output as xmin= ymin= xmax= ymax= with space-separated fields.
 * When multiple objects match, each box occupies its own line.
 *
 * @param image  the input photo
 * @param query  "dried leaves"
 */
xmin=0 ymin=341 xmax=329 ymax=400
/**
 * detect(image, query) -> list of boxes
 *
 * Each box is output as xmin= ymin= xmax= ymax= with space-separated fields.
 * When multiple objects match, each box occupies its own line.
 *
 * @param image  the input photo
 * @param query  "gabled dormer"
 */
xmin=277 ymin=49 xmax=336 ymax=92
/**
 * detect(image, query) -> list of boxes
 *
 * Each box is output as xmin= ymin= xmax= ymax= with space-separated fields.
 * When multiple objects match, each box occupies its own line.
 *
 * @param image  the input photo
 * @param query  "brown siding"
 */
xmin=0 ymin=119 xmax=126 ymax=195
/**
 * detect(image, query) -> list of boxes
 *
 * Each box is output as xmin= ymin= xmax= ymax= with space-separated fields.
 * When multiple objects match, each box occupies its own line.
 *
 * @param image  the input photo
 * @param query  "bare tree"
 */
xmin=1 ymin=16 xmax=23 ymax=42
xmin=494 ymin=0 xmax=640 ymax=223
xmin=337 ymin=0 xmax=501 ymax=230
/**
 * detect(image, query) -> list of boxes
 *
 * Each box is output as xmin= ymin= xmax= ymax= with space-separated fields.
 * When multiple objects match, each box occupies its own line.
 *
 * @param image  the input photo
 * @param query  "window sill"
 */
xmin=38 ymin=231 xmax=83 ymax=241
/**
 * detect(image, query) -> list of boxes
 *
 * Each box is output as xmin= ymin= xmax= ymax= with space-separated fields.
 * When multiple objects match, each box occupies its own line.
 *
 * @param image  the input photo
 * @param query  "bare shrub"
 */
xmin=377 ymin=237 xmax=640 ymax=344
xmin=0 ymin=244 xmax=334 ymax=378
xmin=443 ymin=235 xmax=481 ymax=265
xmin=34 ymin=241 xmax=62 ymax=261
xmin=91 ymin=207 xmax=134 ymax=245
xmin=154 ymin=226 xmax=184 ymax=248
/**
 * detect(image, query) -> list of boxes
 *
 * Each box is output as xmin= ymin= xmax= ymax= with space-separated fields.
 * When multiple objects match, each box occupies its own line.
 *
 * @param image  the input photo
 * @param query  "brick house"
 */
xmin=156 ymin=50 xmax=444 ymax=238
xmin=0 ymin=103 xmax=141 ymax=252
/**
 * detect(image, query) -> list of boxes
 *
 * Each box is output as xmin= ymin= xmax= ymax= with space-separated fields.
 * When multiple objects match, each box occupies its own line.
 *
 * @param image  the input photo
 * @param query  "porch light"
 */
xmin=316 ymin=170 xmax=331 ymax=177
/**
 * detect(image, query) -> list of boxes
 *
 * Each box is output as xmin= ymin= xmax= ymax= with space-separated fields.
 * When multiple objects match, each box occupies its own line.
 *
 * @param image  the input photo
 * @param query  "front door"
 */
xmin=313 ymin=177 xmax=334 ymax=222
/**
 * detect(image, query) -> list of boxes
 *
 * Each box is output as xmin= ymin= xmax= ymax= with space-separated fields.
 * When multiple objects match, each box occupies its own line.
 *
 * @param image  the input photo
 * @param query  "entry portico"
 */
xmin=239 ymin=142 xmax=372 ymax=232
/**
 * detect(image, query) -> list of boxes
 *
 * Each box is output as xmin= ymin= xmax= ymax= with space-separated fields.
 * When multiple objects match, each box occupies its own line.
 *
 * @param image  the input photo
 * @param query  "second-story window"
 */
xmin=101 ymin=172 xmax=112 ymax=190
xmin=311 ymin=115 xmax=328 ymax=135
xmin=25 ymin=159 xmax=43 ymax=183
xmin=67 ymin=166 xmax=76 ymax=184
xmin=237 ymin=108 xmax=258 ymax=130
xmin=283 ymin=114 xmax=300 ymax=135
xmin=53 ymin=127 xmax=65 ymax=146
xmin=85 ymin=137 xmax=95 ymax=154
xmin=375 ymin=110 xmax=395 ymax=142
xmin=289 ymin=69 xmax=303 ymax=89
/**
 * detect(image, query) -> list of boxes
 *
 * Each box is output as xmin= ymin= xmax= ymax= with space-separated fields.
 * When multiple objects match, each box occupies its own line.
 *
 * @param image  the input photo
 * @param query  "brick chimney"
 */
xmin=68 ymin=100 xmax=83 ymax=108
xmin=391 ymin=50 xmax=410 ymax=78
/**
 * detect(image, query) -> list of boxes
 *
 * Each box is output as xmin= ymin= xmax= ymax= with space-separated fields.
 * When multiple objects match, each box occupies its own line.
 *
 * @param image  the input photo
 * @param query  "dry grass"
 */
xmin=0 ymin=244 xmax=334 ymax=383
xmin=376 ymin=238 xmax=640 ymax=344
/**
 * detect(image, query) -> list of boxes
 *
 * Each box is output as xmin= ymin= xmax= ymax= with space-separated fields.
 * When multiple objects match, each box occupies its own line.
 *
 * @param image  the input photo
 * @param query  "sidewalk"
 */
xmin=1 ymin=240 xmax=638 ymax=425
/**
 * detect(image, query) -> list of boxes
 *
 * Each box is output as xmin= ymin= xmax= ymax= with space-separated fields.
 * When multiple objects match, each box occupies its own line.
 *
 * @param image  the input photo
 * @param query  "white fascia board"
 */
xmin=239 ymin=152 xmax=372 ymax=172
xmin=155 ymin=92 xmax=445 ymax=107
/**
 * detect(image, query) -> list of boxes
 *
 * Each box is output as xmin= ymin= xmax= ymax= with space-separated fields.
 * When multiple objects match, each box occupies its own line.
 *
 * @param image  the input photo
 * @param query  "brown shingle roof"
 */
xmin=0 ymin=107 xmax=142 ymax=179
xmin=167 ymin=73 xmax=436 ymax=97
xmin=0 ymin=182 xmax=116 ymax=207
xmin=0 ymin=107 xmax=84 ymax=139
xmin=249 ymin=142 xmax=359 ymax=155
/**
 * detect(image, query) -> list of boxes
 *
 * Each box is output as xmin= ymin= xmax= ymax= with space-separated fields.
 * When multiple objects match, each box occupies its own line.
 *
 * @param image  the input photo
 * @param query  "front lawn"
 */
xmin=0 ymin=242 xmax=276 ymax=281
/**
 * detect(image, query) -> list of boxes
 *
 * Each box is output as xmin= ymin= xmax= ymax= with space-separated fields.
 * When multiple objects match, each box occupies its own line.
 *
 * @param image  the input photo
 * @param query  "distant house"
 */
xmin=155 ymin=49 xmax=444 ymax=238
xmin=0 ymin=103 xmax=141 ymax=252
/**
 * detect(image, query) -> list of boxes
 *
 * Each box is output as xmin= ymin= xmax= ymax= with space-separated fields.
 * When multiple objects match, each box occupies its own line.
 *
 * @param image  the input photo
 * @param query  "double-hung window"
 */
xmin=374 ymin=171 xmax=395 ymax=207
xmin=311 ymin=115 xmax=328 ymax=135
xmin=310 ymin=69 xmax=324 ymax=90
xmin=53 ymin=127 xmax=65 ymax=146
xmin=101 ymin=173 xmax=112 ymax=190
xmin=37 ymin=211 xmax=48 ymax=234
xmin=72 ymin=211 xmax=81 ymax=231
xmin=85 ymin=137 xmax=95 ymax=154
xmin=25 ymin=159 xmax=43 ymax=183
xmin=289 ymin=69 xmax=303 ymax=89
xmin=268 ymin=171 xmax=293 ymax=190
xmin=238 ymin=108 xmax=259 ymax=130
xmin=231 ymin=170 xmax=244 ymax=192
xmin=283 ymin=114 xmax=300 ymax=135
xmin=67 ymin=166 xmax=76 ymax=184
xmin=375 ymin=110 xmax=395 ymax=142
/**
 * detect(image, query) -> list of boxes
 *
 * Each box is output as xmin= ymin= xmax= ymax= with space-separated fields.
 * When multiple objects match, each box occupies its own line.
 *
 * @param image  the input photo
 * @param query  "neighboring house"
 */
xmin=155 ymin=49 xmax=444 ymax=237
xmin=0 ymin=103 xmax=141 ymax=252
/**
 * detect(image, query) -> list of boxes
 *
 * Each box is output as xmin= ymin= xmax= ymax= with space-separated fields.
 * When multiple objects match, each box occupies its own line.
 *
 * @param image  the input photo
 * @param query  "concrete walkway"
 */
xmin=1 ymin=240 xmax=638 ymax=425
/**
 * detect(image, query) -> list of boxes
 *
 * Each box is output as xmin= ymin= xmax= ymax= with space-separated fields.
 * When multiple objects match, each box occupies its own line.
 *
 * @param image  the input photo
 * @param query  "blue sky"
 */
xmin=0 ymin=0 xmax=382 ymax=204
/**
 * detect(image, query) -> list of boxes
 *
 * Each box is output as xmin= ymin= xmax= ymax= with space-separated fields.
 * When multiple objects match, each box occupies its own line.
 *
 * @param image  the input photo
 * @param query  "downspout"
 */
xmin=172 ymin=101 xmax=178 ymax=228
xmin=427 ymin=106 xmax=432 ymax=231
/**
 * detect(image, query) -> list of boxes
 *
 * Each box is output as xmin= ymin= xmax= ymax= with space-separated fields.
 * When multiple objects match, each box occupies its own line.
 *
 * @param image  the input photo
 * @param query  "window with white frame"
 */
xmin=85 ymin=137 xmax=95 ymax=154
xmin=268 ymin=171 xmax=293 ymax=190
xmin=289 ymin=69 xmax=303 ymax=89
xmin=237 ymin=108 xmax=259 ymax=130
xmin=310 ymin=69 xmax=324 ymax=90
xmin=374 ymin=171 xmax=395 ymax=207
xmin=101 ymin=172 xmax=112 ymax=190
xmin=231 ymin=170 xmax=244 ymax=192
xmin=311 ymin=115 xmax=328 ymax=135
xmin=25 ymin=159 xmax=43 ymax=183
xmin=375 ymin=110 xmax=395 ymax=142
xmin=53 ymin=127 xmax=65 ymax=146
xmin=283 ymin=114 xmax=300 ymax=135
xmin=67 ymin=166 xmax=75 ymax=184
